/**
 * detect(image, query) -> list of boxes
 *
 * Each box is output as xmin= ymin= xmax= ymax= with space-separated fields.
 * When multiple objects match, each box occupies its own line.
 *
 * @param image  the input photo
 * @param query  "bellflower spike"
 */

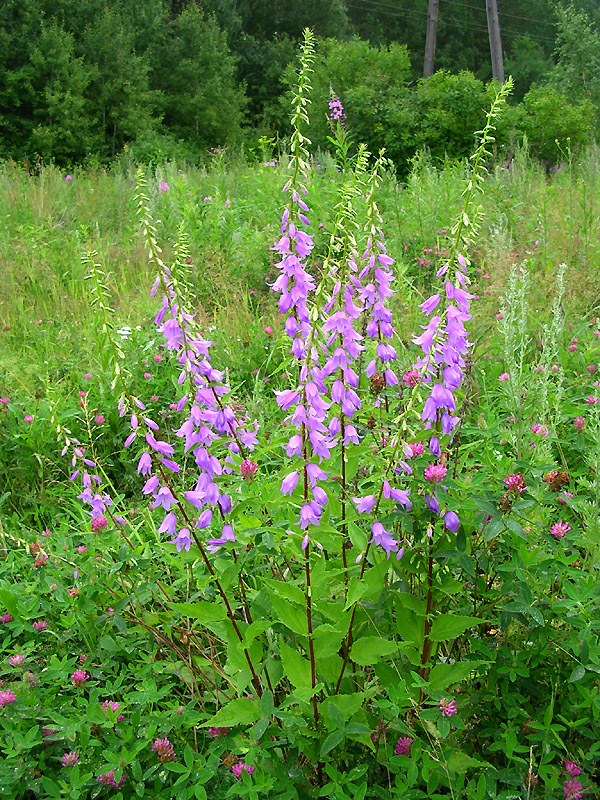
xmin=196 ymin=509 xmax=213 ymax=529
xmin=158 ymin=512 xmax=177 ymax=535
xmin=420 ymin=294 xmax=441 ymax=315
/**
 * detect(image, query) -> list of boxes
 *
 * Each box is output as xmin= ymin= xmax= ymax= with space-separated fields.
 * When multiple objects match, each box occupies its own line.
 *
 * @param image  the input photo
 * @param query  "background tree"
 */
xmin=551 ymin=2 xmax=600 ymax=112
xmin=155 ymin=5 xmax=246 ymax=151
xmin=28 ymin=24 xmax=93 ymax=163
xmin=81 ymin=6 xmax=158 ymax=159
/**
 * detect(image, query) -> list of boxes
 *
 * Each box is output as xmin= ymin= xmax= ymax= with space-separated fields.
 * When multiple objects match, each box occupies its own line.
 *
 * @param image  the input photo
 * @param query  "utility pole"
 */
xmin=423 ymin=0 xmax=439 ymax=78
xmin=486 ymin=0 xmax=504 ymax=84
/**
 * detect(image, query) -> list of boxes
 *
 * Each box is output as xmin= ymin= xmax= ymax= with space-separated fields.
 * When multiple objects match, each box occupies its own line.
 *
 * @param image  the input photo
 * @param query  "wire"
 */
xmin=342 ymin=0 xmax=556 ymax=44
xmin=448 ymin=0 xmax=552 ymax=24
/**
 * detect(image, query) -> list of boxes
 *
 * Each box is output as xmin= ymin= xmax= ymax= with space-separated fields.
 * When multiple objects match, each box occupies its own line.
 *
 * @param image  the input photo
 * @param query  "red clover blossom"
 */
xmin=232 ymin=762 xmax=255 ymax=779
xmin=394 ymin=736 xmax=414 ymax=756
xmin=0 ymin=690 xmax=16 ymax=706
xmin=208 ymin=726 xmax=229 ymax=738
xmin=439 ymin=698 xmax=457 ymax=717
xmin=504 ymin=473 xmax=526 ymax=495
xmin=97 ymin=770 xmax=126 ymax=788
xmin=563 ymin=779 xmax=585 ymax=799
xmin=151 ymin=737 xmax=176 ymax=763
xmin=550 ymin=520 xmax=570 ymax=538
xmin=61 ymin=751 xmax=79 ymax=767
xmin=71 ymin=669 xmax=89 ymax=687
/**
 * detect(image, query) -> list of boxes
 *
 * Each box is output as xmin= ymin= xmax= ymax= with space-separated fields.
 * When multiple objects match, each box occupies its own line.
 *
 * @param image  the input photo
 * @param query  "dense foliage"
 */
xmin=1 ymin=31 xmax=600 ymax=800
xmin=1 ymin=0 xmax=600 ymax=168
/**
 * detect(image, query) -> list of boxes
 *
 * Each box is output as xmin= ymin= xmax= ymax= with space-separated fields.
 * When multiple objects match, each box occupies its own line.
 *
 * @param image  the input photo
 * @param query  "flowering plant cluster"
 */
xmin=54 ymin=33 xmax=519 ymax=794
xmin=1 ymin=30 xmax=599 ymax=800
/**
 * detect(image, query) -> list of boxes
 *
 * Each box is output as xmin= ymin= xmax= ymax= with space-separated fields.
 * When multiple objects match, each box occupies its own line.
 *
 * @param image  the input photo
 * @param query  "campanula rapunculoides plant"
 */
xmin=68 ymin=32 xmax=515 ymax=794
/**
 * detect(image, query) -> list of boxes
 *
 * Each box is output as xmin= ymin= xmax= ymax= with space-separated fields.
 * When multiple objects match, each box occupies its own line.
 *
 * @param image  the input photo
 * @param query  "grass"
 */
xmin=1 ymin=145 xmax=600 ymax=520
xmin=1 ymin=146 xmax=600 ymax=798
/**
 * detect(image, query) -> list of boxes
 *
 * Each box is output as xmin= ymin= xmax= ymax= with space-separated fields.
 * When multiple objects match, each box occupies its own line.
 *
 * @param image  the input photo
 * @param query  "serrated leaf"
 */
xmin=265 ymin=579 xmax=305 ymax=606
xmin=242 ymin=620 xmax=272 ymax=646
xmin=429 ymin=615 xmax=481 ymax=642
xmin=323 ymin=701 xmax=345 ymax=730
xmin=203 ymin=698 xmax=261 ymax=728
xmin=270 ymin=593 xmax=308 ymax=635
xmin=428 ymin=661 xmax=487 ymax=692
xmin=169 ymin=601 xmax=227 ymax=623
xmin=280 ymin=642 xmax=312 ymax=689
xmin=447 ymin=750 xmax=491 ymax=772
xmin=350 ymin=636 xmax=397 ymax=666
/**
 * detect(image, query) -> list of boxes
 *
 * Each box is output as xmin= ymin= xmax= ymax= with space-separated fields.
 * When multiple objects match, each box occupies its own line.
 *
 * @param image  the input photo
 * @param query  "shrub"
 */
xmin=412 ymin=70 xmax=488 ymax=163
xmin=521 ymin=85 xmax=594 ymax=163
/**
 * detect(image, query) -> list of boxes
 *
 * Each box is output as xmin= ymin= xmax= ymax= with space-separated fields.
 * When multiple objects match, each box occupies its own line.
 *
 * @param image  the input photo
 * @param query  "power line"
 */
xmin=342 ymin=0 xmax=556 ymax=44
xmin=448 ymin=0 xmax=554 ymax=26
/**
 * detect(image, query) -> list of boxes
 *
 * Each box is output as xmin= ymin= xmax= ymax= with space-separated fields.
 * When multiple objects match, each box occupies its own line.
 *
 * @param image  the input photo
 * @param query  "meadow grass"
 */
xmin=2 ymin=143 xmax=600 ymax=798
xmin=1 ymin=147 xmax=598 ymax=386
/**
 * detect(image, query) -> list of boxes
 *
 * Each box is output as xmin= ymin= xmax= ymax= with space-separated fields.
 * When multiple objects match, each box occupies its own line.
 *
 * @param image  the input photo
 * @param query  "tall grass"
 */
xmin=1 ymin=145 xmax=599 ymax=402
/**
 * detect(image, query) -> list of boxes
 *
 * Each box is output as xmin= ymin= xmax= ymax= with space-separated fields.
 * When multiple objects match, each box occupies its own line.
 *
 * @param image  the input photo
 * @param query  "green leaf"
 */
xmin=504 ymin=518 xmax=526 ymax=539
xmin=475 ymin=773 xmax=487 ymax=800
xmin=447 ymin=751 xmax=491 ymax=772
xmin=0 ymin=588 xmax=18 ymax=617
xmin=40 ymin=778 xmax=61 ymax=799
xmin=264 ymin=579 xmax=305 ymax=606
xmin=170 ymin=602 xmax=227 ymax=623
xmin=314 ymin=625 xmax=345 ymax=658
xmin=165 ymin=762 xmax=190 ymax=774
xmin=280 ymin=642 xmax=312 ymax=689
xmin=483 ymin=518 xmax=504 ymax=541
xmin=320 ymin=728 xmax=345 ymax=757
xmin=251 ymin=716 xmax=269 ymax=740
xmin=321 ymin=692 xmax=369 ymax=721
xmin=203 ymin=698 xmax=261 ymax=728
xmin=473 ymin=498 xmax=499 ymax=518
xmin=323 ymin=701 xmax=345 ymax=730
xmin=428 ymin=661 xmax=486 ymax=692
xmin=396 ymin=592 xmax=427 ymax=616
xmin=269 ymin=593 xmax=308 ymax=635
xmin=345 ymin=577 xmax=369 ymax=609
xmin=397 ymin=613 xmax=425 ymax=648
xmin=526 ymin=606 xmax=544 ymax=627
xmin=438 ymin=715 xmax=450 ymax=739
xmin=347 ymin=522 xmax=368 ymax=551
xmin=259 ymin=690 xmax=274 ymax=718
xmin=429 ymin=615 xmax=481 ymax=642
xmin=504 ymin=601 xmax=544 ymax=625
xmin=569 ymin=665 xmax=586 ymax=682
xmin=242 ymin=620 xmax=272 ymax=646
xmin=350 ymin=636 xmax=397 ymax=666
